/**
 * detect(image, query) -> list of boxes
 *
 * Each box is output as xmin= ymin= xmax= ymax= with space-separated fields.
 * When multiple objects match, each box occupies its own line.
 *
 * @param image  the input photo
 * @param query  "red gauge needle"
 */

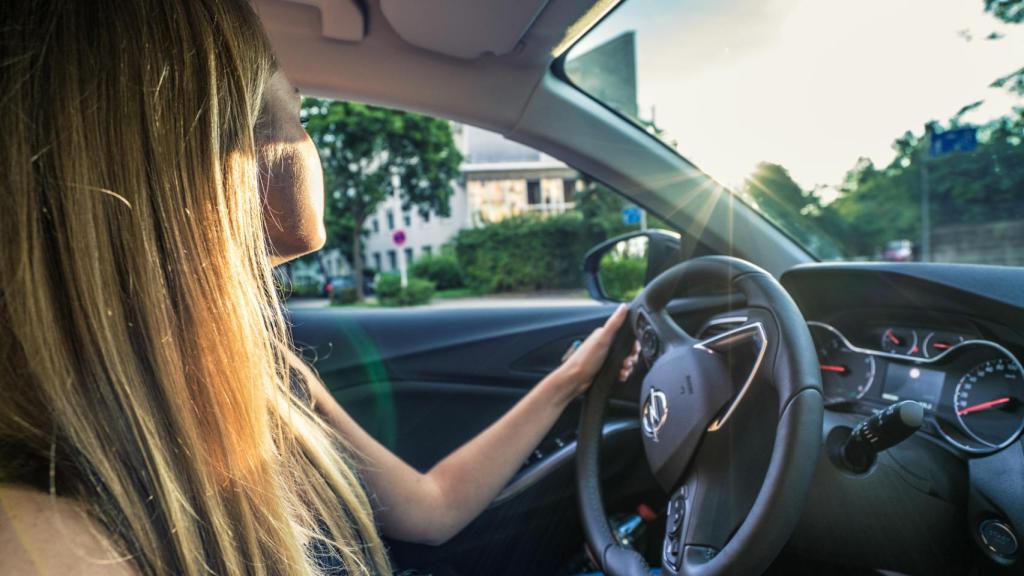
xmin=820 ymin=364 xmax=848 ymax=374
xmin=885 ymin=330 xmax=901 ymax=345
xmin=958 ymin=397 xmax=1013 ymax=416
xmin=932 ymin=342 xmax=951 ymax=350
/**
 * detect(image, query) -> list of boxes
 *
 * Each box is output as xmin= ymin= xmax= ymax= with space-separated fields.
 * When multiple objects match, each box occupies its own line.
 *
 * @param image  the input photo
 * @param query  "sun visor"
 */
xmin=380 ymin=0 xmax=549 ymax=59
xmin=279 ymin=0 xmax=366 ymax=42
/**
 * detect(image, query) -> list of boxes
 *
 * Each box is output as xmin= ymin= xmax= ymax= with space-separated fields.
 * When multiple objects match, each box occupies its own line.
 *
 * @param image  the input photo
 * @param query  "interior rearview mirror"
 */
xmin=582 ymin=229 xmax=683 ymax=302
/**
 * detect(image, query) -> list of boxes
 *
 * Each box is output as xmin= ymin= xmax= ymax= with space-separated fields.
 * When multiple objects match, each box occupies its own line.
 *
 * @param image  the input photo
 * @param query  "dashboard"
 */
xmin=809 ymin=320 xmax=1024 ymax=454
xmin=769 ymin=262 xmax=1024 ymax=574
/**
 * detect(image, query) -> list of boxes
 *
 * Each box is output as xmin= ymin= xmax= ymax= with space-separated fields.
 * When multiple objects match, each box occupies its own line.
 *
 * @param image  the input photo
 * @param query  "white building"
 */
xmin=360 ymin=123 xmax=579 ymax=274
xmin=361 ymin=174 xmax=470 ymax=274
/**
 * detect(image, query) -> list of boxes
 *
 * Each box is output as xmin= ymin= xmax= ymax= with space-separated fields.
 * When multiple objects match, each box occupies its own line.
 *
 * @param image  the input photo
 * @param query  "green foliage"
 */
xmin=301 ymin=98 xmax=462 ymax=298
xmin=599 ymin=255 xmax=646 ymax=301
xmin=454 ymin=213 xmax=592 ymax=293
xmin=817 ymin=117 xmax=1024 ymax=257
xmin=985 ymin=1 xmax=1024 ymax=95
xmin=574 ymin=179 xmax=633 ymax=242
xmin=411 ymin=254 xmax=463 ymax=290
xmin=375 ymin=274 xmax=436 ymax=306
xmin=288 ymin=283 xmax=322 ymax=298
xmin=985 ymin=0 xmax=1023 ymax=25
xmin=739 ymin=162 xmax=844 ymax=259
xmin=330 ymin=286 xmax=359 ymax=305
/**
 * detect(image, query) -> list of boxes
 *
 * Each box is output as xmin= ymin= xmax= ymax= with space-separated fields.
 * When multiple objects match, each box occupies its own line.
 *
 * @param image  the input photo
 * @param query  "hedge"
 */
xmin=375 ymin=274 xmax=435 ymax=306
xmin=411 ymin=254 xmax=463 ymax=290
xmin=330 ymin=286 xmax=359 ymax=305
xmin=600 ymin=255 xmax=646 ymax=301
xmin=453 ymin=213 xmax=593 ymax=293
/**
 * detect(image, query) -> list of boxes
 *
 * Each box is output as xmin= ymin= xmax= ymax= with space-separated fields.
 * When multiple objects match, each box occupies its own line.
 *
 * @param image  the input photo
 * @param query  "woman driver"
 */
xmin=0 ymin=1 xmax=636 ymax=574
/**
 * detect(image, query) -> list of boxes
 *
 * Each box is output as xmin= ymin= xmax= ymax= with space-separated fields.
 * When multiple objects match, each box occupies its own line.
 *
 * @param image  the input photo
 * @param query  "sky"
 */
xmin=570 ymin=0 xmax=1024 ymax=194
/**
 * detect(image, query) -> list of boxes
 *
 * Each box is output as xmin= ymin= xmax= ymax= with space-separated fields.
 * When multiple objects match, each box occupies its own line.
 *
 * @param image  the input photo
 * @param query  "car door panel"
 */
xmin=287 ymin=296 xmax=738 ymax=574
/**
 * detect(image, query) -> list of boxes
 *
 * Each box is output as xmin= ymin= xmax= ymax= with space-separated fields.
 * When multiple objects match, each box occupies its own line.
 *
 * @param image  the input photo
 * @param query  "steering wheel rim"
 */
xmin=576 ymin=255 xmax=823 ymax=576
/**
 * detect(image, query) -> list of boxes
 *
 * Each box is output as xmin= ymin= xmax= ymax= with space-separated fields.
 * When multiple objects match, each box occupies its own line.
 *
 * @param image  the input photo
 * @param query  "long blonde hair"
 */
xmin=0 ymin=1 xmax=389 ymax=574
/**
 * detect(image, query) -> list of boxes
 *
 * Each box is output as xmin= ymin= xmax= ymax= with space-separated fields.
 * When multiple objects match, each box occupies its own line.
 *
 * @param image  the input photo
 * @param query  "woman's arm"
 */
xmin=306 ymin=305 xmax=635 ymax=546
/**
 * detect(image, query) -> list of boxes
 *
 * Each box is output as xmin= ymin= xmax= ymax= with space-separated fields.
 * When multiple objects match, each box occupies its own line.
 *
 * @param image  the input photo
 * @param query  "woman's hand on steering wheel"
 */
xmin=555 ymin=304 xmax=641 ymax=400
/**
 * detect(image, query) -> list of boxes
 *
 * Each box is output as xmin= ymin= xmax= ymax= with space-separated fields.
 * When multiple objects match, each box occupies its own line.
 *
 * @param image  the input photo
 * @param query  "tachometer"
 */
xmin=881 ymin=327 xmax=920 ymax=356
xmin=954 ymin=359 xmax=1024 ymax=449
xmin=811 ymin=325 xmax=877 ymax=404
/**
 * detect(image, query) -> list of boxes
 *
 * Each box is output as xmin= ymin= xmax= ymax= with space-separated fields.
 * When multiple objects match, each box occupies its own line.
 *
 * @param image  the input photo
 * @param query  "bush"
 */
xmin=288 ymin=282 xmax=322 ymax=298
xmin=375 ymin=274 xmax=435 ymax=306
xmin=330 ymin=286 xmax=359 ymax=305
xmin=411 ymin=254 xmax=463 ymax=290
xmin=600 ymin=255 xmax=646 ymax=301
xmin=454 ymin=213 xmax=591 ymax=293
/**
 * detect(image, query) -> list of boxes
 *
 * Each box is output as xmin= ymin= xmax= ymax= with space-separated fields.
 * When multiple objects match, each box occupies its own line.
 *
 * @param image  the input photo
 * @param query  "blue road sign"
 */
xmin=929 ymin=127 xmax=977 ymax=158
xmin=622 ymin=207 xmax=642 ymax=225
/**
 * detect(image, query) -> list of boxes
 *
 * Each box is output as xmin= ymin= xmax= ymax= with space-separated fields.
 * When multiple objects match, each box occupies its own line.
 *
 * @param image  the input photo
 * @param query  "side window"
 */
xmin=282 ymin=97 xmax=669 ymax=308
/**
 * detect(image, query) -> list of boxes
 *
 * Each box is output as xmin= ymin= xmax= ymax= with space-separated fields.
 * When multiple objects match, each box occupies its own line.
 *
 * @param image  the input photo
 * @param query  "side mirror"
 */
xmin=583 ymin=229 xmax=684 ymax=302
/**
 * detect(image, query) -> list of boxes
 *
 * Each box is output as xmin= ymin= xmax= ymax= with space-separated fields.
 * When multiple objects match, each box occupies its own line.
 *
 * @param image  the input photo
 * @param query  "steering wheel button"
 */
xmin=669 ymin=498 xmax=685 ymax=536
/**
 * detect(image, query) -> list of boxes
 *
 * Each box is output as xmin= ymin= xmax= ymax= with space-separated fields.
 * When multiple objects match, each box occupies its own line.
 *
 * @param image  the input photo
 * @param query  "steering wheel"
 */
xmin=577 ymin=256 xmax=823 ymax=576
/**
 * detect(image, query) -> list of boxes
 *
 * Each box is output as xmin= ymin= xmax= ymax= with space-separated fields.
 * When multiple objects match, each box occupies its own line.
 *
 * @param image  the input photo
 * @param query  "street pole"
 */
xmin=920 ymin=161 xmax=930 ymax=262
xmin=920 ymin=129 xmax=932 ymax=263
xmin=398 ymin=247 xmax=408 ymax=288
xmin=640 ymin=208 xmax=648 ymax=231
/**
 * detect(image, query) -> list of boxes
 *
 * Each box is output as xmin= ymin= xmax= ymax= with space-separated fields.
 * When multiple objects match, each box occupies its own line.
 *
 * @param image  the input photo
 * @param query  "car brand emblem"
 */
xmin=641 ymin=388 xmax=669 ymax=441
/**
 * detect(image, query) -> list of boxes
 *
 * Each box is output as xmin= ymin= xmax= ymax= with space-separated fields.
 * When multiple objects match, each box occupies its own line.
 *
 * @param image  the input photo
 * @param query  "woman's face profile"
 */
xmin=257 ymin=70 xmax=327 ymax=265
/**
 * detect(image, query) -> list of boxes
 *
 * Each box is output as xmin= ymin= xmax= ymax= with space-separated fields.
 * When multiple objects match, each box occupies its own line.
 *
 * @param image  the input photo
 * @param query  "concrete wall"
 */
xmin=932 ymin=220 xmax=1024 ymax=267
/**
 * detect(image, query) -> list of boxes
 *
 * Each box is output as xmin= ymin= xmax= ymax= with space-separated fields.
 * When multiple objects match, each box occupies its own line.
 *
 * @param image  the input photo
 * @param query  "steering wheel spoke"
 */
xmin=694 ymin=321 xmax=768 ymax=432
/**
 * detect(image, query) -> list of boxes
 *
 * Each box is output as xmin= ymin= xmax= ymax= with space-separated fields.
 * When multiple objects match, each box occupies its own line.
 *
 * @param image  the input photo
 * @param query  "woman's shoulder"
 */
xmin=0 ymin=484 xmax=137 ymax=575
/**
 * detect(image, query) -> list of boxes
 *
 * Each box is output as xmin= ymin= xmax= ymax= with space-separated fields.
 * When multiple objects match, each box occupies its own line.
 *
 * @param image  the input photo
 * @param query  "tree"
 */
xmin=301 ymin=99 xmax=462 ymax=299
xmin=738 ymin=162 xmax=844 ymax=258
xmin=985 ymin=0 xmax=1024 ymax=98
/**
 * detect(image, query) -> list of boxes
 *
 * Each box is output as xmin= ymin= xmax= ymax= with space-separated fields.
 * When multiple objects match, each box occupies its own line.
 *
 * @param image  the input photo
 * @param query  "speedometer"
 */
xmin=954 ymin=359 xmax=1024 ymax=449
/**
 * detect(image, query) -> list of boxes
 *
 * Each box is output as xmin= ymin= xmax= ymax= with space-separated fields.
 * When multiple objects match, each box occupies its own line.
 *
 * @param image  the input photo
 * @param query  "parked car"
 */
xmin=882 ymin=239 xmax=914 ymax=262
xmin=323 ymin=274 xmax=374 ymax=298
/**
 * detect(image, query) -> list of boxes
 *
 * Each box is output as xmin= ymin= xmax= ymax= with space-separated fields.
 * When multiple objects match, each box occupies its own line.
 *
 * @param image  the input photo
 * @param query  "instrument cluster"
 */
xmin=810 ymin=322 xmax=1024 ymax=454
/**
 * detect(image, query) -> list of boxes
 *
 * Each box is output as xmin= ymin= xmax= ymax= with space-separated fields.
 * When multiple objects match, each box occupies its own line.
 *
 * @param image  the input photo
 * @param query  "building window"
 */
xmin=373 ymin=252 xmax=381 ymax=272
xmin=404 ymin=247 xmax=414 ymax=265
xmin=562 ymin=179 xmax=576 ymax=203
xmin=423 ymin=211 xmax=431 ymax=223
xmin=387 ymin=250 xmax=397 ymax=271
xmin=422 ymin=245 xmax=433 ymax=257
xmin=403 ymin=212 xmax=412 ymax=227
xmin=386 ymin=210 xmax=395 ymax=230
xmin=526 ymin=179 xmax=541 ymax=205
xmin=372 ymin=218 xmax=380 ymax=233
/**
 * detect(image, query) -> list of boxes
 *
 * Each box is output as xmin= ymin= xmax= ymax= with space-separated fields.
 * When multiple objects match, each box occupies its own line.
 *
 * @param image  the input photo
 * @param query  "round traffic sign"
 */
xmin=392 ymin=230 xmax=407 ymax=246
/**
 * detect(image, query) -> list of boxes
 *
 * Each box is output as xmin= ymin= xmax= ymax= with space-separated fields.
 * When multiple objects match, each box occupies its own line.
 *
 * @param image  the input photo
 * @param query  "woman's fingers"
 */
xmin=602 ymin=304 xmax=628 ymax=334
xmin=618 ymin=340 xmax=641 ymax=382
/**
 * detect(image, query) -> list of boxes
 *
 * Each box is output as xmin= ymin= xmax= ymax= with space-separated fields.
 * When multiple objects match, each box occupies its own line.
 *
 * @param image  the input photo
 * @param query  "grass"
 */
xmin=434 ymin=287 xmax=479 ymax=299
xmin=328 ymin=298 xmax=378 ymax=308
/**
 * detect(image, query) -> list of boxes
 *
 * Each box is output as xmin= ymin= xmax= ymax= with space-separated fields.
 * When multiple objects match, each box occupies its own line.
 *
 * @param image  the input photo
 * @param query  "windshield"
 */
xmin=565 ymin=0 xmax=1024 ymax=265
